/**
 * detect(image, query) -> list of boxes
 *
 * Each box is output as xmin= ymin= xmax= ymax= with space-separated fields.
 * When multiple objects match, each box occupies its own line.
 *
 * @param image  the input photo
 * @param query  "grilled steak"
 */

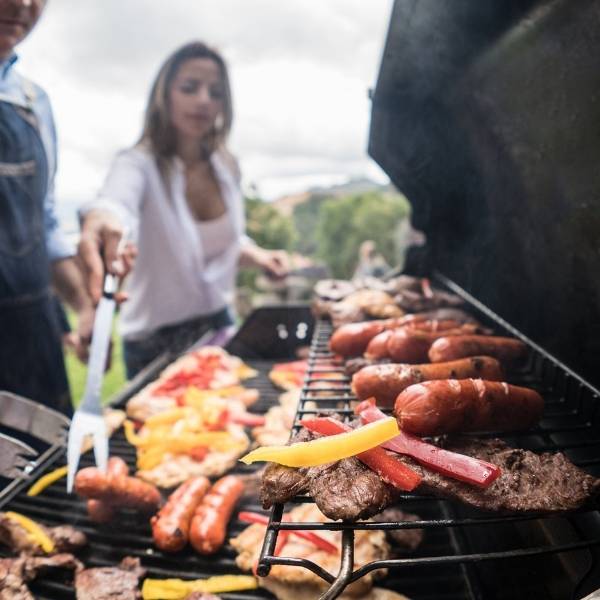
xmin=0 ymin=554 xmax=82 ymax=600
xmin=75 ymin=557 xmax=145 ymax=600
xmin=261 ymin=429 xmax=600 ymax=520
xmin=0 ymin=514 xmax=87 ymax=555
xmin=404 ymin=437 xmax=600 ymax=513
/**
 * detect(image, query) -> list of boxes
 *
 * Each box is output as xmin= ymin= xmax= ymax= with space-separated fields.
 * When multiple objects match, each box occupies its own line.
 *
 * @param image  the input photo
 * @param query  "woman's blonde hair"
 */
xmin=138 ymin=41 xmax=233 ymax=176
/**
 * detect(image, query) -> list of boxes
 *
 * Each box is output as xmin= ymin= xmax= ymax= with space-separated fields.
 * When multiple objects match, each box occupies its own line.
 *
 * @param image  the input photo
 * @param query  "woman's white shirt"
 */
xmin=83 ymin=146 xmax=250 ymax=340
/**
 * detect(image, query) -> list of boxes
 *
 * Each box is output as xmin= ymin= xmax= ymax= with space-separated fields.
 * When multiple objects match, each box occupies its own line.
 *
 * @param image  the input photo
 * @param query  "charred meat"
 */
xmin=75 ymin=557 xmax=145 ymax=600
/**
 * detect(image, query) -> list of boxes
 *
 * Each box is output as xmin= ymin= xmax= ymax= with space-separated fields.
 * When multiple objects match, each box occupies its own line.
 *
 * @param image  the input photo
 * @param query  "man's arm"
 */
xmin=50 ymin=257 xmax=95 ymax=362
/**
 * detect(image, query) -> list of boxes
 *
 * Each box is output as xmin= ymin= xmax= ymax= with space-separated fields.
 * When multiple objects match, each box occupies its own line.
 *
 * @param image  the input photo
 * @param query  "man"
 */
xmin=0 ymin=0 xmax=93 ymax=415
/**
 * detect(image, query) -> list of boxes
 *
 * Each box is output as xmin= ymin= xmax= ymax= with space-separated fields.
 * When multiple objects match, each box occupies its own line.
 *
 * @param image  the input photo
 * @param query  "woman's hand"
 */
xmin=78 ymin=209 xmax=137 ymax=304
xmin=241 ymin=245 xmax=290 ymax=279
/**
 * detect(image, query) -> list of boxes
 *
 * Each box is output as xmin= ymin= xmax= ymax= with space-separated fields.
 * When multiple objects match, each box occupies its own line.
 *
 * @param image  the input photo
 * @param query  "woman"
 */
xmin=79 ymin=41 xmax=288 ymax=378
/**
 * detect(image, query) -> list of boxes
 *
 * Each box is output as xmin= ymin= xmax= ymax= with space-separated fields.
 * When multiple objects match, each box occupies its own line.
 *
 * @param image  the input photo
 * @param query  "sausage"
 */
xmin=74 ymin=468 xmax=161 ymax=512
xmin=329 ymin=320 xmax=391 ymax=357
xmin=364 ymin=330 xmax=394 ymax=360
xmin=394 ymin=379 xmax=544 ymax=435
xmin=386 ymin=324 xmax=481 ymax=363
xmin=189 ymin=475 xmax=244 ymax=555
xmin=364 ymin=320 xmax=483 ymax=360
xmin=151 ymin=476 xmax=211 ymax=552
xmin=428 ymin=335 xmax=528 ymax=364
xmin=352 ymin=356 xmax=504 ymax=407
xmin=86 ymin=457 xmax=129 ymax=523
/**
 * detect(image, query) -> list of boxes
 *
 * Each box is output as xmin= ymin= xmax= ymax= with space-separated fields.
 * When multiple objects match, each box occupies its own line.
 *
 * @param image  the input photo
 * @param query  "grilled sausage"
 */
xmin=151 ymin=476 xmax=211 ymax=552
xmin=394 ymin=379 xmax=544 ymax=435
xmin=386 ymin=324 xmax=482 ymax=363
xmin=330 ymin=320 xmax=392 ymax=357
xmin=189 ymin=475 xmax=244 ymax=555
xmin=364 ymin=330 xmax=394 ymax=360
xmin=86 ymin=457 xmax=129 ymax=523
xmin=428 ymin=335 xmax=528 ymax=365
xmin=353 ymin=357 xmax=504 ymax=407
xmin=75 ymin=468 xmax=161 ymax=512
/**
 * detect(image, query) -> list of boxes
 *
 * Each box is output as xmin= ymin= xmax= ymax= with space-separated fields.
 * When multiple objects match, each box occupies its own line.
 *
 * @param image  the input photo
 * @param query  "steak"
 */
xmin=75 ymin=557 xmax=145 ymax=600
xmin=405 ymin=437 xmax=600 ymax=513
xmin=0 ymin=554 xmax=82 ymax=600
xmin=260 ymin=429 xmax=600 ymax=521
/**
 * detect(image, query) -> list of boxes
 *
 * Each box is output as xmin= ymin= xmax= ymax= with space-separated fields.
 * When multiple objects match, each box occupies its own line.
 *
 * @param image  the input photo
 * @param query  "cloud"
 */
xmin=16 ymin=0 xmax=392 ymax=206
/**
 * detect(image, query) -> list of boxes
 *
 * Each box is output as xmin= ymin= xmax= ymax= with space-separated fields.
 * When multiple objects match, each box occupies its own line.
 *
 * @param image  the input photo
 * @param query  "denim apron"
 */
xmin=0 ymin=88 xmax=72 ymax=416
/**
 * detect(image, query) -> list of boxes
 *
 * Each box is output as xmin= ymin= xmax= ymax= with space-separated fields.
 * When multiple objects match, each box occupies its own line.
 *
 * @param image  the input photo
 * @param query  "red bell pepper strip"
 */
xmin=229 ymin=413 xmax=267 ymax=427
xmin=299 ymin=418 xmax=422 ymax=492
xmin=238 ymin=512 xmax=337 ymax=554
xmin=355 ymin=399 xmax=501 ymax=488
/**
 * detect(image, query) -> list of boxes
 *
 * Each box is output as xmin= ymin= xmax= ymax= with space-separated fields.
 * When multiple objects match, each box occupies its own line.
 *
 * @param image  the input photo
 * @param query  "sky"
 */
xmin=16 ymin=0 xmax=393 ymax=225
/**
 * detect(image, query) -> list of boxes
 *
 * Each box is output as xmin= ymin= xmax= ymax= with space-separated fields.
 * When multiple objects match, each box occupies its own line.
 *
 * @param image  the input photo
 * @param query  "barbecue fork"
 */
xmin=66 ymin=274 xmax=118 ymax=493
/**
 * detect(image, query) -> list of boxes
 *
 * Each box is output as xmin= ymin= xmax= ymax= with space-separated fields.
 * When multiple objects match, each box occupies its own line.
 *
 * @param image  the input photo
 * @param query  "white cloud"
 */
xmin=16 ymin=0 xmax=392 ymax=210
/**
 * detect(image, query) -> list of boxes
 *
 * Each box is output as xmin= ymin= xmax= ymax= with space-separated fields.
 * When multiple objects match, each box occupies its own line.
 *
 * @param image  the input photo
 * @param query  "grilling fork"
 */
xmin=66 ymin=273 xmax=119 ymax=493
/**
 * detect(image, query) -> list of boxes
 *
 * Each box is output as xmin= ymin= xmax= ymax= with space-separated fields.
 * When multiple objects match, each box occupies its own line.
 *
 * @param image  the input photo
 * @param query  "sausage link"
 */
xmin=352 ymin=357 xmax=504 ymax=407
xmin=386 ymin=325 xmax=480 ymax=363
xmin=86 ymin=457 xmax=129 ymax=523
xmin=330 ymin=321 xmax=389 ymax=357
xmin=189 ymin=475 xmax=244 ymax=555
xmin=75 ymin=468 xmax=161 ymax=512
xmin=394 ymin=379 xmax=544 ymax=435
xmin=428 ymin=335 xmax=528 ymax=364
xmin=151 ymin=476 xmax=211 ymax=552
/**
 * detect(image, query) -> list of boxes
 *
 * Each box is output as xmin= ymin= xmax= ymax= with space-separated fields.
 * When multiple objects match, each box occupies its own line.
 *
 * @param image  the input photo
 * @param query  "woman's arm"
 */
xmin=78 ymin=149 xmax=147 ymax=303
xmin=239 ymin=241 xmax=290 ymax=279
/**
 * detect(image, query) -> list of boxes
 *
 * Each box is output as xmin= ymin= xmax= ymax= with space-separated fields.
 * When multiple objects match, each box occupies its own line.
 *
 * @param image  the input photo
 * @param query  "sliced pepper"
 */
xmin=230 ymin=412 xmax=266 ymax=427
xmin=239 ymin=417 xmax=400 ymax=467
xmin=26 ymin=465 xmax=68 ymax=497
xmin=4 ymin=511 xmax=55 ymax=553
xmin=141 ymin=575 xmax=257 ymax=599
xmin=238 ymin=511 xmax=338 ymax=554
xmin=355 ymin=399 xmax=501 ymax=488
xmin=300 ymin=417 xmax=422 ymax=491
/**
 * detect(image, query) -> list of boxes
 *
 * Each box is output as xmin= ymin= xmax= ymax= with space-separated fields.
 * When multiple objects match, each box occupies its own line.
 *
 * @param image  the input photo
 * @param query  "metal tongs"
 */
xmin=66 ymin=273 xmax=119 ymax=492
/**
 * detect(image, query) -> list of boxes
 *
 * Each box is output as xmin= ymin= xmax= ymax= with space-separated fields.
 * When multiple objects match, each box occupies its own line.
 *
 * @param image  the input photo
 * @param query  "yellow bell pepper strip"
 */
xmin=300 ymin=417 xmax=422 ymax=492
xmin=141 ymin=575 xmax=258 ymax=599
xmin=239 ymin=417 xmax=400 ymax=467
xmin=4 ymin=511 xmax=55 ymax=553
xmin=26 ymin=465 xmax=68 ymax=497
xmin=355 ymin=399 xmax=502 ymax=488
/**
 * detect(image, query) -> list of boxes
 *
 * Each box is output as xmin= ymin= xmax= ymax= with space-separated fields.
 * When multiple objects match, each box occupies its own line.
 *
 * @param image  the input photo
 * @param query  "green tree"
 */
xmin=315 ymin=191 xmax=410 ymax=279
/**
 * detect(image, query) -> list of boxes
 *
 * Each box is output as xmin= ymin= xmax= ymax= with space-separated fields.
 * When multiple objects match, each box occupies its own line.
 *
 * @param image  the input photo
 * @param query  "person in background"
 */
xmin=0 ymin=0 xmax=94 ymax=416
xmin=352 ymin=240 xmax=390 ymax=280
xmin=78 ymin=41 xmax=289 ymax=378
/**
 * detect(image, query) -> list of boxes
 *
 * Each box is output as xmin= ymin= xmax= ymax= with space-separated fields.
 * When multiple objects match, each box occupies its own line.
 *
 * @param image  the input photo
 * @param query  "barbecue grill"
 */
xmin=3 ymin=1 xmax=600 ymax=599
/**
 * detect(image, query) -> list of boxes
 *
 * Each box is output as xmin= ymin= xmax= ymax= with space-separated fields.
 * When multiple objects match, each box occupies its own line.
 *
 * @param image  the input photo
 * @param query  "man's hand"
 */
xmin=78 ymin=209 xmax=136 ymax=304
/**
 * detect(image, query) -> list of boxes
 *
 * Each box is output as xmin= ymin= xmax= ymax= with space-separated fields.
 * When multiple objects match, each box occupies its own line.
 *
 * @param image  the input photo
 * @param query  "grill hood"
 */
xmin=368 ymin=0 xmax=600 ymax=387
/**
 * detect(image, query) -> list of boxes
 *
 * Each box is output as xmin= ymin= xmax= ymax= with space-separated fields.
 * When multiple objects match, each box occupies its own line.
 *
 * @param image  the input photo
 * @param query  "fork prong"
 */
xmin=67 ymin=426 xmax=84 ymax=493
xmin=92 ymin=422 xmax=109 ymax=475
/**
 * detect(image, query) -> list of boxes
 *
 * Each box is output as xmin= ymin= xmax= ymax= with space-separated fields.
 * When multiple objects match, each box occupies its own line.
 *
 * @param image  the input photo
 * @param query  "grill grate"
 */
xmin=257 ymin=276 xmax=600 ymax=600
xmin=0 ymin=360 xmax=282 ymax=600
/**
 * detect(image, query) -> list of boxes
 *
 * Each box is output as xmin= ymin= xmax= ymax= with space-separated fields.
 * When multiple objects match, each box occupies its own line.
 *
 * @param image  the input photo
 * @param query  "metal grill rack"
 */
xmin=257 ymin=275 xmax=600 ymax=600
xmin=0 ymin=360 xmax=282 ymax=600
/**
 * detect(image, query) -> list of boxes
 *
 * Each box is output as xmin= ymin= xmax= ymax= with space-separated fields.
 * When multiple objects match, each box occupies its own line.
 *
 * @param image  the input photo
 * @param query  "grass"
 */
xmin=65 ymin=310 xmax=127 ymax=407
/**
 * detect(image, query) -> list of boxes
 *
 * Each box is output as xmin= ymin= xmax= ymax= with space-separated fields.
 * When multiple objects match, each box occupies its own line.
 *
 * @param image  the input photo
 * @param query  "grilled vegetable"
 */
xmin=239 ymin=417 xmax=400 ymax=467
xmin=141 ymin=575 xmax=258 ymax=599
xmin=355 ymin=399 xmax=501 ymax=487
xmin=300 ymin=417 xmax=422 ymax=491
xmin=26 ymin=465 xmax=68 ymax=497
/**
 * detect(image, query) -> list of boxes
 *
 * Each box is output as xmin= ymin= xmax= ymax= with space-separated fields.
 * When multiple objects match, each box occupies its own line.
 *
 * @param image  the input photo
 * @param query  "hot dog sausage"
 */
xmin=364 ymin=330 xmax=394 ymax=360
xmin=428 ymin=335 xmax=528 ymax=364
xmin=75 ymin=468 xmax=161 ymax=512
xmin=151 ymin=476 xmax=211 ymax=552
xmin=394 ymin=379 xmax=544 ymax=435
xmin=353 ymin=357 xmax=504 ymax=407
xmin=329 ymin=320 xmax=392 ymax=357
xmin=86 ymin=457 xmax=129 ymax=523
xmin=189 ymin=475 xmax=244 ymax=555
xmin=386 ymin=324 xmax=482 ymax=363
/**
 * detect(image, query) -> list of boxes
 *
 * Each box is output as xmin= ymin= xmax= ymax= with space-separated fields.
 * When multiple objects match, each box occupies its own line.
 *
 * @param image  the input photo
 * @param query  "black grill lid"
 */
xmin=368 ymin=0 xmax=600 ymax=387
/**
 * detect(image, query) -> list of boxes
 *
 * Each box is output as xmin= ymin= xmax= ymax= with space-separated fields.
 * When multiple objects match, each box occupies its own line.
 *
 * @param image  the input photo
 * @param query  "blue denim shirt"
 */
xmin=0 ymin=54 xmax=73 ymax=261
